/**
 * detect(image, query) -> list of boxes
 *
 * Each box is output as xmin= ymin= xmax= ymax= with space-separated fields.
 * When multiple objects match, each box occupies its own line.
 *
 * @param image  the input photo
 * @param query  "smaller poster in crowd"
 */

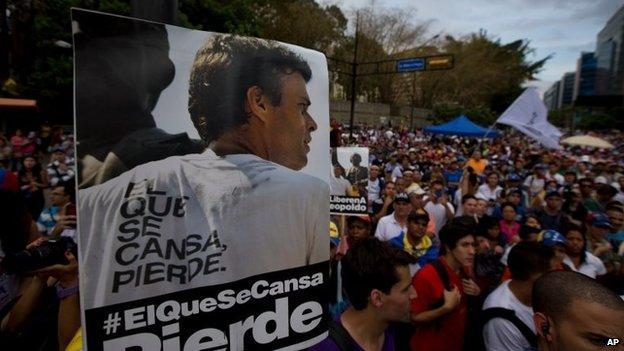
xmin=330 ymin=147 xmax=368 ymax=215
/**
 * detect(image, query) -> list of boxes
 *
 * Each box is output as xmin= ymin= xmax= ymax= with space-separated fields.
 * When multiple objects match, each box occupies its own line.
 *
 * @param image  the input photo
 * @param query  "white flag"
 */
xmin=497 ymin=88 xmax=562 ymax=149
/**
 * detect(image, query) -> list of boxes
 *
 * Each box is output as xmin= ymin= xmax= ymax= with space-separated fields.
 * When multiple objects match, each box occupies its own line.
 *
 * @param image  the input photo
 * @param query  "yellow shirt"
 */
xmin=403 ymin=234 xmax=432 ymax=258
xmin=65 ymin=328 xmax=82 ymax=351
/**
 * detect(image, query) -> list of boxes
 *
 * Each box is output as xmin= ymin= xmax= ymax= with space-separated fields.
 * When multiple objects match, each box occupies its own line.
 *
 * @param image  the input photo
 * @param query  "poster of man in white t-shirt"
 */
xmin=73 ymin=9 xmax=329 ymax=351
xmin=330 ymin=147 xmax=368 ymax=215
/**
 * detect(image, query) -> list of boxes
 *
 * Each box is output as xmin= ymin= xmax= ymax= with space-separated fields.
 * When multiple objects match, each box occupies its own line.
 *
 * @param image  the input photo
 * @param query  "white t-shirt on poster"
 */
xmin=79 ymin=150 xmax=329 ymax=307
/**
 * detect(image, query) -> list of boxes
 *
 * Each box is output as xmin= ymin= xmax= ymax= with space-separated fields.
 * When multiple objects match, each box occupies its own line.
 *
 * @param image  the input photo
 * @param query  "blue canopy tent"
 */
xmin=424 ymin=115 xmax=499 ymax=138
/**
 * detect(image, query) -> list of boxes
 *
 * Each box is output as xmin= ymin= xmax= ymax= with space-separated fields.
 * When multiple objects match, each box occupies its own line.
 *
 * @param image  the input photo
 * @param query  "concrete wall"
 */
xmin=330 ymin=100 xmax=433 ymax=127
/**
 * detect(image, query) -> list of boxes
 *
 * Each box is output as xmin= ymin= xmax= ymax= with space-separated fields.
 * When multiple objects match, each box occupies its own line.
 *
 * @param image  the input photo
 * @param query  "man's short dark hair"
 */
xmin=461 ymin=194 xmax=476 ymax=205
xmin=532 ymin=271 xmax=624 ymax=322
xmin=188 ymin=35 xmax=312 ymax=143
xmin=500 ymin=202 xmax=516 ymax=212
xmin=596 ymin=184 xmax=618 ymax=198
xmin=517 ymin=224 xmax=540 ymax=241
xmin=351 ymin=153 xmax=362 ymax=164
xmin=57 ymin=181 xmax=76 ymax=203
xmin=477 ymin=216 xmax=499 ymax=238
xmin=341 ymin=237 xmax=416 ymax=310
xmin=439 ymin=217 xmax=477 ymax=254
xmin=508 ymin=242 xmax=554 ymax=281
xmin=407 ymin=211 xmax=429 ymax=224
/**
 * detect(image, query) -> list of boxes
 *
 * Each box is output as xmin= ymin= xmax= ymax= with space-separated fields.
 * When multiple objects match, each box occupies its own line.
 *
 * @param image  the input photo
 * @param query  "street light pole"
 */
xmin=348 ymin=12 xmax=359 ymax=139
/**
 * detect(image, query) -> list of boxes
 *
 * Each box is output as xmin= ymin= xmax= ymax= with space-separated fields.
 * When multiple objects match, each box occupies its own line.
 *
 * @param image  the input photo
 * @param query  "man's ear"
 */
xmin=245 ymin=85 xmax=271 ymax=123
xmin=533 ymin=312 xmax=553 ymax=342
xmin=370 ymin=289 xmax=384 ymax=308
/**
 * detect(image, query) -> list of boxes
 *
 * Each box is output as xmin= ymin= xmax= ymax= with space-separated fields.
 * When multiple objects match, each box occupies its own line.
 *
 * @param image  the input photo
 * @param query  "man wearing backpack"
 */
xmin=481 ymin=242 xmax=555 ymax=351
xmin=410 ymin=217 xmax=481 ymax=351
xmin=311 ymin=238 xmax=417 ymax=351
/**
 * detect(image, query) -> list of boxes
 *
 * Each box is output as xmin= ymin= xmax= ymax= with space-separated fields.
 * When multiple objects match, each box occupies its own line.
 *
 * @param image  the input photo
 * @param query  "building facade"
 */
xmin=574 ymin=52 xmax=597 ymax=100
xmin=543 ymin=80 xmax=560 ymax=110
xmin=595 ymin=5 xmax=624 ymax=96
xmin=558 ymin=72 xmax=576 ymax=108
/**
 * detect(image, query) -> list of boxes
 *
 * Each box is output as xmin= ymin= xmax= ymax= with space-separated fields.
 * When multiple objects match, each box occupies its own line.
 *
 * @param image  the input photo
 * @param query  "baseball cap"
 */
xmin=507 ymin=173 xmax=521 ymax=182
xmin=347 ymin=215 xmax=372 ymax=225
xmin=590 ymin=213 xmax=612 ymax=228
xmin=394 ymin=192 xmax=410 ymax=203
xmin=408 ymin=186 xmax=426 ymax=196
xmin=539 ymin=230 xmax=567 ymax=247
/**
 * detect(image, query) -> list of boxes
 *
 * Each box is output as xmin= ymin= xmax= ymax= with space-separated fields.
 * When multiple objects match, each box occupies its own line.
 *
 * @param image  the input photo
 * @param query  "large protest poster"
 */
xmin=330 ymin=147 xmax=368 ymax=215
xmin=72 ymin=9 xmax=329 ymax=351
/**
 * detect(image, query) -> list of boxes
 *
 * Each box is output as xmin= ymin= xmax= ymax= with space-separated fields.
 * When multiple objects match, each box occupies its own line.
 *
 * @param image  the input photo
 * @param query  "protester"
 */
xmin=410 ymin=217 xmax=480 ymax=351
xmin=476 ymin=172 xmax=503 ymax=215
xmin=389 ymin=211 xmax=438 ymax=275
xmin=458 ymin=194 xmax=478 ymax=218
xmin=312 ymin=237 xmax=416 ymax=351
xmin=423 ymin=180 xmax=455 ymax=235
xmin=473 ymin=222 xmax=506 ymax=298
xmin=375 ymin=192 xmax=412 ymax=241
xmin=36 ymin=182 xmax=72 ymax=236
xmin=482 ymin=242 xmax=555 ymax=351
xmin=532 ymin=271 xmax=624 ymax=351
xmin=562 ymin=224 xmax=606 ymax=279
xmin=499 ymin=202 xmax=521 ymax=244
xmin=531 ymin=191 xmax=569 ymax=232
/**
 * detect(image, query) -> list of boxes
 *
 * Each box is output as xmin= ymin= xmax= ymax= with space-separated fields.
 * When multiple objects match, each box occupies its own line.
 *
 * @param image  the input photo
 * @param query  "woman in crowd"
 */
xmin=562 ymin=224 xmax=606 ymax=279
xmin=499 ymin=202 xmax=520 ymax=244
xmin=561 ymin=188 xmax=588 ymax=228
xmin=18 ymin=156 xmax=48 ymax=219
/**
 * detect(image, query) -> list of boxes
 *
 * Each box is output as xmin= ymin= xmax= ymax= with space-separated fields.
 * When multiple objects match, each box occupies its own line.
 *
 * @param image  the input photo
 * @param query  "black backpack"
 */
xmin=478 ymin=307 xmax=537 ymax=350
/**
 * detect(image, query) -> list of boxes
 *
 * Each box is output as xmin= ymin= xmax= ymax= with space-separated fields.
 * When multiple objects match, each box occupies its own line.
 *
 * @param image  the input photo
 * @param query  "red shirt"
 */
xmin=410 ymin=257 xmax=468 ymax=351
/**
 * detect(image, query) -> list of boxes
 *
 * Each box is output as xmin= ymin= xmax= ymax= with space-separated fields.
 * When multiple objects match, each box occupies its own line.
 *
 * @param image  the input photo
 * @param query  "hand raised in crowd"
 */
xmin=462 ymin=278 xmax=481 ymax=296
xmin=442 ymin=285 xmax=462 ymax=312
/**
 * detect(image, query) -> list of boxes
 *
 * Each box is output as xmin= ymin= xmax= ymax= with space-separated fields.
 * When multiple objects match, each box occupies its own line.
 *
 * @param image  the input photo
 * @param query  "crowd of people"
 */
xmin=0 ymin=125 xmax=79 ymax=350
xmin=1 ymin=120 xmax=624 ymax=351
xmin=328 ymin=122 xmax=624 ymax=350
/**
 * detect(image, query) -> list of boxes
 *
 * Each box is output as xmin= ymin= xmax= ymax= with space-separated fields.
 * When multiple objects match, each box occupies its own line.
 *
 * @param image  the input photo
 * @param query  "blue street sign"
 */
xmin=396 ymin=58 xmax=425 ymax=72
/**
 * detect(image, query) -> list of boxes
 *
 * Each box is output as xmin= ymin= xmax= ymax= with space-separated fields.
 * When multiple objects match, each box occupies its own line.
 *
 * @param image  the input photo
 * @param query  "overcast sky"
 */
xmin=328 ymin=0 xmax=623 ymax=97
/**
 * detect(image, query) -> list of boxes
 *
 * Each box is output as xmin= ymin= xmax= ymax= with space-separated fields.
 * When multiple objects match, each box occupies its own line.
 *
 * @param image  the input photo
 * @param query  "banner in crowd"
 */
xmin=73 ymin=9 xmax=329 ymax=350
xmin=330 ymin=147 xmax=368 ymax=215
xmin=497 ymin=88 xmax=562 ymax=149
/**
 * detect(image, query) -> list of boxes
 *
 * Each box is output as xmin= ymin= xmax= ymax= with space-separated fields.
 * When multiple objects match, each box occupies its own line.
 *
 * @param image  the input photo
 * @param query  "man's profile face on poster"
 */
xmin=261 ymin=72 xmax=317 ymax=170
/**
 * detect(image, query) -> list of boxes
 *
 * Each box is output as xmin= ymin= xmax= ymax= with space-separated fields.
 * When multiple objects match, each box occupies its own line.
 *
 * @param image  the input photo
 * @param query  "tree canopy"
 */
xmin=1 ymin=0 xmax=550 ymax=125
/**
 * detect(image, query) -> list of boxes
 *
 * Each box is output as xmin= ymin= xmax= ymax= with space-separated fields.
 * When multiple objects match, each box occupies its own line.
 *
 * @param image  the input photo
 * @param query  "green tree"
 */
xmin=178 ymin=0 xmax=263 ymax=35
xmin=416 ymin=31 xmax=550 ymax=123
xmin=256 ymin=0 xmax=347 ymax=53
xmin=3 ymin=0 xmax=131 ymax=121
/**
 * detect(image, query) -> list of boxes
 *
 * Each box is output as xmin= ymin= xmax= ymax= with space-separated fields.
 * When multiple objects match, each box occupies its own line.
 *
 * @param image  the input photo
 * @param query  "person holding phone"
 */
xmin=424 ymin=180 xmax=455 ymax=236
xmin=476 ymin=172 xmax=503 ymax=216
xmin=48 ymin=182 xmax=77 ymax=238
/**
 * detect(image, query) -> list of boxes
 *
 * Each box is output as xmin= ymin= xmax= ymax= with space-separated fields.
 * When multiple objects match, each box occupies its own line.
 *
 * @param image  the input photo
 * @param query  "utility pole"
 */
xmin=409 ymin=71 xmax=416 ymax=130
xmin=348 ymin=12 xmax=360 ymax=139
